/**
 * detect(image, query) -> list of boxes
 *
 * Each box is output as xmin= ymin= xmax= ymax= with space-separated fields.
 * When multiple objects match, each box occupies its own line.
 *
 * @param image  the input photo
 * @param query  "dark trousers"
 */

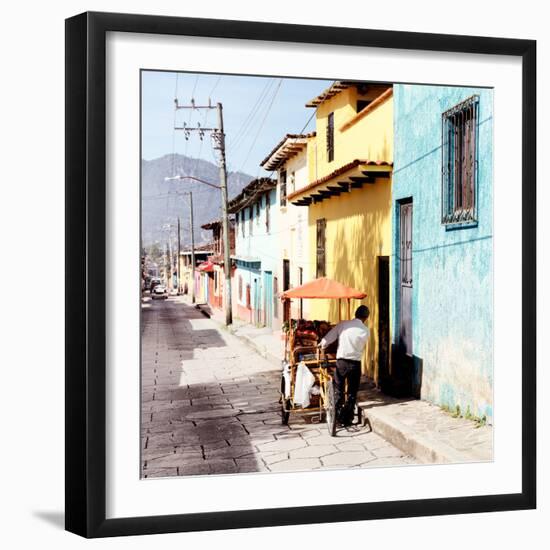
xmin=334 ymin=358 xmax=361 ymax=423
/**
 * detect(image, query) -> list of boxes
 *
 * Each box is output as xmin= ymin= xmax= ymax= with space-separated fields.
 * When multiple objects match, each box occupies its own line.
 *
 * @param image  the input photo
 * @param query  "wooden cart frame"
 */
xmin=279 ymin=278 xmax=368 ymax=436
xmin=281 ymin=339 xmax=339 ymax=435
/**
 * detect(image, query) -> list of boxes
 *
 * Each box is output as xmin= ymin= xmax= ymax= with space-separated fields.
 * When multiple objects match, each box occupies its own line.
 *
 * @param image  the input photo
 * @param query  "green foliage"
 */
xmin=440 ymin=402 xmax=488 ymax=427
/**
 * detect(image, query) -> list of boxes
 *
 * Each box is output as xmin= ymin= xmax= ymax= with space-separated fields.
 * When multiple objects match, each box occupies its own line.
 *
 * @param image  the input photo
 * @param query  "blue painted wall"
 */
xmin=234 ymin=188 xmax=279 ymax=327
xmin=392 ymin=85 xmax=493 ymax=421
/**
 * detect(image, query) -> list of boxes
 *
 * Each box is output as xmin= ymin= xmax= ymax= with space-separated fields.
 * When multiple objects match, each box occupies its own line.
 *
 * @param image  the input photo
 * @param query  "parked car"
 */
xmin=149 ymin=277 xmax=162 ymax=293
xmin=151 ymin=284 xmax=168 ymax=300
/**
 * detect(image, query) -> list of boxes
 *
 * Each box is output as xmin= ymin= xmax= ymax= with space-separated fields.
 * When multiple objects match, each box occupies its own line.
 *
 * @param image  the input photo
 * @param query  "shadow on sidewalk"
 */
xmin=141 ymin=297 xmax=228 ymax=362
xmin=141 ymin=369 xmax=288 ymax=478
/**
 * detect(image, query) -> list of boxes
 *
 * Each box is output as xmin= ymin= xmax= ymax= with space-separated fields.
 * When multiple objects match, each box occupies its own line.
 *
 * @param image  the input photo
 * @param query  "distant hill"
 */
xmin=141 ymin=154 xmax=254 ymax=248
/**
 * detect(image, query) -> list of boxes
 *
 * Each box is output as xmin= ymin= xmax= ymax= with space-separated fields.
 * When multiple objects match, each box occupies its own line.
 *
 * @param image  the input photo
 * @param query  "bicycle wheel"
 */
xmin=325 ymin=381 xmax=337 ymax=437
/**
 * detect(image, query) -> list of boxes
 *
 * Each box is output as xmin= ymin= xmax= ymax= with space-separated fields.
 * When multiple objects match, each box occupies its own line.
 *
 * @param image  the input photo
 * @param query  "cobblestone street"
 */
xmin=141 ymin=296 xmax=415 ymax=478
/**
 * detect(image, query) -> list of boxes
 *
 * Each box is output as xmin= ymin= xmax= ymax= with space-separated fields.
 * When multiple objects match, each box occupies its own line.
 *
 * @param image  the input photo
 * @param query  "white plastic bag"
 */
xmin=281 ymin=361 xmax=291 ymax=399
xmin=293 ymin=361 xmax=316 ymax=408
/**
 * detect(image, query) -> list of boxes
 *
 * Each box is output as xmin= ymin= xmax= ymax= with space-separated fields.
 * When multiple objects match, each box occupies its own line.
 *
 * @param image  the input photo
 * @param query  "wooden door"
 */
xmin=253 ymin=278 xmax=261 ymax=326
xmin=378 ymin=256 xmax=390 ymax=384
xmin=399 ymin=202 xmax=413 ymax=357
xmin=263 ymin=271 xmax=273 ymax=328
xmin=283 ymin=259 xmax=290 ymax=322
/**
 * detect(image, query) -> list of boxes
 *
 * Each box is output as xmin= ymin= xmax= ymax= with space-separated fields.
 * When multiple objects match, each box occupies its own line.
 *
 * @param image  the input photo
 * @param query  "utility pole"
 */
xmin=189 ymin=192 xmax=196 ymax=304
xmin=163 ymin=242 xmax=169 ymax=288
xmin=177 ymin=217 xmax=181 ymax=295
xmin=216 ymin=103 xmax=233 ymax=327
xmin=172 ymin=98 xmax=232 ymax=325
xmin=168 ymin=235 xmax=173 ymax=291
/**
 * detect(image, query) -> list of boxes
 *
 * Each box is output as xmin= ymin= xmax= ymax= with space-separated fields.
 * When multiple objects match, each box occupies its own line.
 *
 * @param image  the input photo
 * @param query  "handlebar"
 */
xmin=317 ymin=346 xmax=329 ymax=368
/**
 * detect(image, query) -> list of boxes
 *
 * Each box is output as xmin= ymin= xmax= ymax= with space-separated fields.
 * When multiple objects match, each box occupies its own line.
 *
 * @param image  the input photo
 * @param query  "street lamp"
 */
xmin=165 ymin=174 xmax=220 ymax=189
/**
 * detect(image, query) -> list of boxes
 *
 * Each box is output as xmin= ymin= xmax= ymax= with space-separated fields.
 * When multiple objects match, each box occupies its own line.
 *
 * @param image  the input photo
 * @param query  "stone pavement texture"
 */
xmin=141 ymin=297 xmax=415 ymax=478
xmin=198 ymin=299 xmax=493 ymax=466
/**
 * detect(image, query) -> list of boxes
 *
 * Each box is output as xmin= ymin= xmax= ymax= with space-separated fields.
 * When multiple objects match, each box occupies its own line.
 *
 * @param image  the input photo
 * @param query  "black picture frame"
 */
xmin=65 ymin=11 xmax=536 ymax=538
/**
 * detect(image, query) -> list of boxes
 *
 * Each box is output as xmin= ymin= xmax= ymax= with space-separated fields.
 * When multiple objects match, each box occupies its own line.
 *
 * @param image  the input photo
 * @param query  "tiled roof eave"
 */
xmin=288 ymin=160 xmax=392 ymax=206
xmin=260 ymin=133 xmax=315 ymax=169
xmin=228 ymin=178 xmax=277 ymax=213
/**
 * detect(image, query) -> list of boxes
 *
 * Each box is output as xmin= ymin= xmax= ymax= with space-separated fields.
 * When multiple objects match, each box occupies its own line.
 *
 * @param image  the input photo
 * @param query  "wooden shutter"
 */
xmin=327 ymin=113 xmax=334 ymax=162
xmin=316 ymin=218 xmax=326 ymax=278
xmin=280 ymin=171 xmax=287 ymax=206
xmin=266 ymin=192 xmax=271 ymax=232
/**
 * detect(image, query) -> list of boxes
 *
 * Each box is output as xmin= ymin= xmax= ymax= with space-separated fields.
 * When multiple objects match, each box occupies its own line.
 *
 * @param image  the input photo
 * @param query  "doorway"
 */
xmin=283 ymin=259 xmax=290 ymax=322
xmin=263 ymin=271 xmax=273 ymax=328
xmin=389 ymin=199 xmax=414 ymax=397
xmin=399 ymin=201 xmax=413 ymax=358
xmin=378 ymin=256 xmax=390 ymax=385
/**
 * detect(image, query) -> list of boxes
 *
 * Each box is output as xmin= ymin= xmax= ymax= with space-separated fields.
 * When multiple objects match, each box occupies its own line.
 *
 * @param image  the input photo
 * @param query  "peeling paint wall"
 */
xmin=392 ymin=85 xmax=493 ymax=421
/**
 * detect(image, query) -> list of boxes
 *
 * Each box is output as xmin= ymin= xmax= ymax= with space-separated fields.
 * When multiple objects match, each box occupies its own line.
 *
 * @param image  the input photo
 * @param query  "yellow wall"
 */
xmin=308 ymin=179 xmax=392 ymax=380
xmin=305 ymin=87 xmax=394 ymax=381
xmin=308 ymin=87 xmax=393 ymax=182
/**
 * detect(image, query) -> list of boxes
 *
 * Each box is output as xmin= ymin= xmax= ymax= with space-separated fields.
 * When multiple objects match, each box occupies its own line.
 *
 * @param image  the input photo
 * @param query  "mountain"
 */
xmin=141 ymin=154 xmax=255 ymax=248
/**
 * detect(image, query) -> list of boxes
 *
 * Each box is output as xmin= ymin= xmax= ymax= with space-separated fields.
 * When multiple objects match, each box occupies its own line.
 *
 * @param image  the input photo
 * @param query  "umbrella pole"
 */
xmin=338 ymin=299 xmax=341 ymax=322
xmin=347 ymin=298 xmax=351 ymax=320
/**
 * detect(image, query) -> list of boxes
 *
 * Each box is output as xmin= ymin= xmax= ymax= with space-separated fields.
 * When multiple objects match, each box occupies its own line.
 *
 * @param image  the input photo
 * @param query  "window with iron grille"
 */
xmin=280 ymin=170 xmax=287 ymax=206
xmin=265 ymin=192 xmax=271 ymax=233
xmin=241 ymin=210 xmax=245 ymax=236
xmin=442 ymin=95 xmax=479 ymax=225
xmin=316 ymin=218 xmax=326 ymax=278
xmin=249 ymin=206 xmax=253 ymax=235
xmin=326 ymin=112 xmax=334 ymax=162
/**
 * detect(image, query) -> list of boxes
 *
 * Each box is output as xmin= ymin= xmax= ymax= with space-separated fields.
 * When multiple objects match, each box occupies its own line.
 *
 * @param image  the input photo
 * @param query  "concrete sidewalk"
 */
xmin=193 ymin=300 xmax=285 ymax=364
xmin=188 ymin=297 xmax=493 ymax=465
xmin=355 ymin=384 xmax=492 ymax=464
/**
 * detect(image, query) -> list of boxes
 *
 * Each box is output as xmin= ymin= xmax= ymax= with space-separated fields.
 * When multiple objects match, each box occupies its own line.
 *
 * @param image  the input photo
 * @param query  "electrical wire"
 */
xmin=228 ymin=78 xmax=275 ymax=156
xmin=238 ymin=79 xmax=283 ymax=175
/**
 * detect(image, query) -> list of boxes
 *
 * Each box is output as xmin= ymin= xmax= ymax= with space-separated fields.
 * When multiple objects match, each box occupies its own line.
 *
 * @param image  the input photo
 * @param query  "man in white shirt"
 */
xmin=319 ymin=305 xmax=370 ymax=426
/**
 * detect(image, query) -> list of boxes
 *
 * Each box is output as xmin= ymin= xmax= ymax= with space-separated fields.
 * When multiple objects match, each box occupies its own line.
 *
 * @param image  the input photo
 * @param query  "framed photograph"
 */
xmin=65 ymin=11 xmax=536 ymax=538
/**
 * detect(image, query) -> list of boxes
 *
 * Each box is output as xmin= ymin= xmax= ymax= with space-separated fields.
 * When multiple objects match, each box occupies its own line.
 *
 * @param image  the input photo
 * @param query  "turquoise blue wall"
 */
xmin=392 ymin=85 xmax=493 ymax=421
xmin=234 ymin=188 xmax=278 ymax=326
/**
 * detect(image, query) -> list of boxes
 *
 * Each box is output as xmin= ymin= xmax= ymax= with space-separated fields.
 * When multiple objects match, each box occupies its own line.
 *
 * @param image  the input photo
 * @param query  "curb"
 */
xmin=360 ymin=405 xmax=480 ymax=464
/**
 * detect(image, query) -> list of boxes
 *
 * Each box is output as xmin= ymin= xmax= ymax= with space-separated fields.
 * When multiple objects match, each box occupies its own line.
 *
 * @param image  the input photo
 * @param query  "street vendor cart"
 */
xmin=280 ymin=277 xmax=367 ymax=436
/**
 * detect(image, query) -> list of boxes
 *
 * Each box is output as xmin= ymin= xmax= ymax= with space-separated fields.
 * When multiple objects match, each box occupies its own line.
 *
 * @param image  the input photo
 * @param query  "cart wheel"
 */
xmin=356 ymin=405 xmax=363 ymax=426
xmin=325 ymin=381 xmax=337 ymax=437
xmin=280 ymin=377 xmax=290 ymax=426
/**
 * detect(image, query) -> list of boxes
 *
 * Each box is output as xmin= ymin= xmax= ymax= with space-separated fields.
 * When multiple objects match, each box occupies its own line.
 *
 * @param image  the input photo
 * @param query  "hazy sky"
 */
xmin=141 ymin=71 xmax=332 ymax=177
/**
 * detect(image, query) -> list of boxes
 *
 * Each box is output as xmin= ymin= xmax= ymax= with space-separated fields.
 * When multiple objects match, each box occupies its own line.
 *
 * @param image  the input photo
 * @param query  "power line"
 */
xmin=209 ymin=75 xmax=222 ymax=98
xmin=228 ymin=78 xmax=275 ymax=155
xmin=252 ymin=81 xmax=339 ymax=181
xmin=238 ymin=79 xmax=283 ymax=175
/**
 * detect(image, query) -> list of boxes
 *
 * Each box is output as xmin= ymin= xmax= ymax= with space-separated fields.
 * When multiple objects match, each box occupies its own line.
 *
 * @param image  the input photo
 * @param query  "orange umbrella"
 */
xmin=281 ymin=277 xmax=366 ymax=300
